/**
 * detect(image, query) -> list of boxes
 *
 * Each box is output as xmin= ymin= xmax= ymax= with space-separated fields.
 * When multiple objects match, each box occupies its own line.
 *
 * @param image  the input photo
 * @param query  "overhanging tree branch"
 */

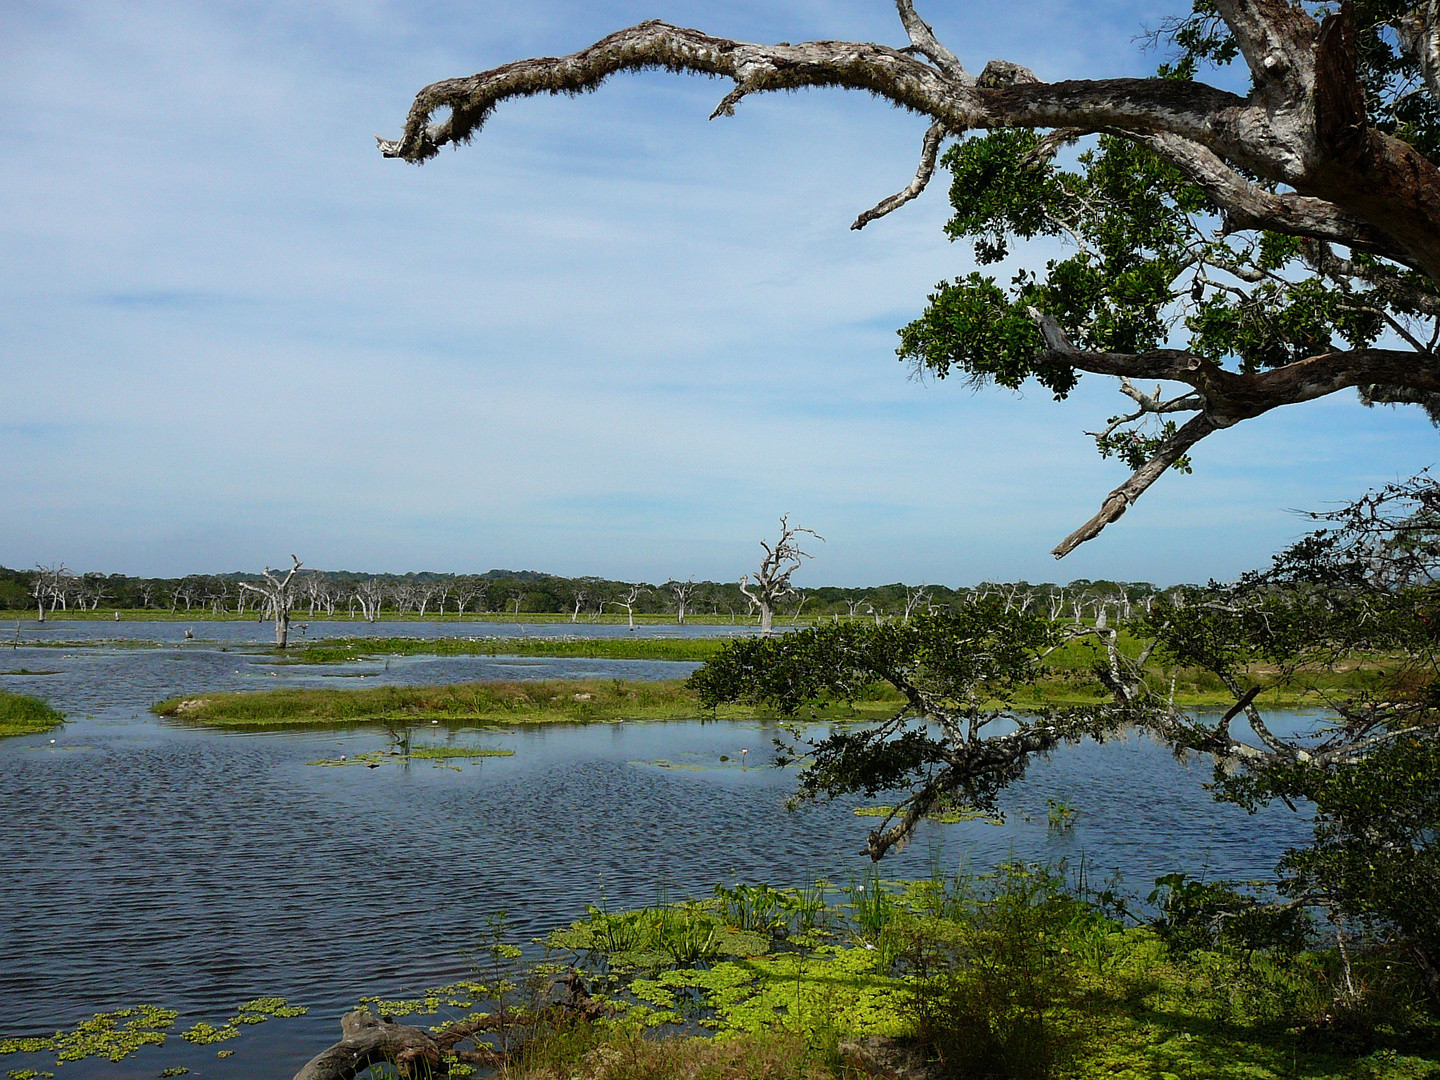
xmin=380 ymin=0 xmax=1440 ymax=555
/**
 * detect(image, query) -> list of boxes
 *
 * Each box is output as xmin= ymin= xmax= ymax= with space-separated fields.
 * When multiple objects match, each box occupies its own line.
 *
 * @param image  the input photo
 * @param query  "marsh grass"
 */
xmin=0 ymin=690 xmax=64 ymax=736
xmin=498 ymin=1024 xmax=839 ymax=1080
xmin=277 ymin=636 xmax=730 ymax=665
xmin=152 ymin=680 xmax=906 ymax=729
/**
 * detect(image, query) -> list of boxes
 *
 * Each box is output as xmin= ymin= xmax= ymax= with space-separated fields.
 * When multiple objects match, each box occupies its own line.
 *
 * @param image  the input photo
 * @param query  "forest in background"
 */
xmin=0 ymin=564 xmax=1168 ymax=622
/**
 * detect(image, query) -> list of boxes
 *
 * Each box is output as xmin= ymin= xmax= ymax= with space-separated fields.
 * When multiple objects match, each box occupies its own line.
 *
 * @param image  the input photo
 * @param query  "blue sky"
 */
xmin=2 ymin=0 xmax=1435 ymax=587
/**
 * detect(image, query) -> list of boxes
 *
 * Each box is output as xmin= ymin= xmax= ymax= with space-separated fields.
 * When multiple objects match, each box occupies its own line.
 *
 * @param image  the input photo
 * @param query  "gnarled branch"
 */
xmin=894 ymin=0 xmax=971 ymax=82
xmin=852 ymin=121 xmax=949 ymax=229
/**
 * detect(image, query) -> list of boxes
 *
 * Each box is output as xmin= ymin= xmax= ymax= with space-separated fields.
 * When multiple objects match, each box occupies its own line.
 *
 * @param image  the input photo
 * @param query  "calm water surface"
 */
xmin=0 ymin=622 xmax=1317 ymax=1078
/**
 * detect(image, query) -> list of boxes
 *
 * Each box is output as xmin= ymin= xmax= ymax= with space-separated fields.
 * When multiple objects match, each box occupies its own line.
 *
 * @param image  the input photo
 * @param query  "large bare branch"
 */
xmin=376 ymin=21 xmax=1244 ymax=163
xmin=379 ymin=4 xmax=1440 ymax=556
xmin=380 ymin=14 xmax=1440 ymax=279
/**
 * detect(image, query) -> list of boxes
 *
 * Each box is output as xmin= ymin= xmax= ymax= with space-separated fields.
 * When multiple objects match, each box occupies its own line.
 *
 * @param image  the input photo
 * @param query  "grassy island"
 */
xmin=273 ymin=635 xmax=727 ymax=665
xmin=152 ymin=678 xmax=904 ymax=729
xmin=0 ymin=690 xmax=65 ymax=736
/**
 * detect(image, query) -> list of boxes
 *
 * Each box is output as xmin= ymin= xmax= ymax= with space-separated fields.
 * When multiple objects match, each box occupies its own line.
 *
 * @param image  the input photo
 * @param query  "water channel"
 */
xmin=0 ymin=620 xmax=1317 ymax=1078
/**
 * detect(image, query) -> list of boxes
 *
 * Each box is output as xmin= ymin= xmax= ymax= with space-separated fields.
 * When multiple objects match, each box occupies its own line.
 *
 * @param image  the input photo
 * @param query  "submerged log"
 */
xmin=292 ymin=1011 xmax=441 ymax=1080
xmin=294 ymin=972 xmax=612 ymax=1080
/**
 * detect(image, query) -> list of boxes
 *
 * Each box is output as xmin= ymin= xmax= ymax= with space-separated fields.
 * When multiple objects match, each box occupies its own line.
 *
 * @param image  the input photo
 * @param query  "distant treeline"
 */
xmin=0 ymin=564 xmax=1172 ymax=621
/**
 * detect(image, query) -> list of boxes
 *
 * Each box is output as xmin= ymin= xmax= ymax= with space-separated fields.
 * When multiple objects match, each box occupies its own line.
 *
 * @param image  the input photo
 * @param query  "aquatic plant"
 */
xmin=0 ymin=691 xmax=63 ymax=737
xmin=0 ymin=1005 xmax=176 ymax=1064
xmin=1046 ymin=797 xmax=1078 ymax=829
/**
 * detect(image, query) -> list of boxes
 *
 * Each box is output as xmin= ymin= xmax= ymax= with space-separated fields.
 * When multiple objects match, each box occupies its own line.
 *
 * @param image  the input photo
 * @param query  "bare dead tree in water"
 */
xmin=668 ymin=577 xmax=697 ymax=624
xmin=238 ymin=556 xmax=308 ymax=647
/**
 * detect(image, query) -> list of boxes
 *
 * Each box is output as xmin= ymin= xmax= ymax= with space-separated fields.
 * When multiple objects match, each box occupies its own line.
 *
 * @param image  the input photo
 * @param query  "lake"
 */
xmin=0 ymin=621 xmax=1316 ymax=1078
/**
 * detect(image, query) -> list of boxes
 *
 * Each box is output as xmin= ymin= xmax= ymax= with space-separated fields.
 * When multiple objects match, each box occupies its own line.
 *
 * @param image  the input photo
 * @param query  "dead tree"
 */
xmin=901 ymin=584 xmax=929 ymax=623
xmin=355 ymin=579 xmax=384 ymax=622
xmin=738 ymin=515 xmax=824 ymax=634
xmin=668 ymin=577 xmax=697 ymax=624
xmin=608 ymin=583 xmax=648 ymax=630
xmin=238 ymin=556 xmax=308 ymax=647
xmin=30 ymin=564 xmax=69 ymax=623
xmin=381 ymin=0 xmax=1440 ymax=556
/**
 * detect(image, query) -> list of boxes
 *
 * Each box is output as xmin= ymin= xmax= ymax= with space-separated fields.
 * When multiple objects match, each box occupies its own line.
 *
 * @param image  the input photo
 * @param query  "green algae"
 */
xmin=0 ymin=998 xmax=307 ymax=1071
xmin=0 ymin=1005 xmax=177 ymax=1064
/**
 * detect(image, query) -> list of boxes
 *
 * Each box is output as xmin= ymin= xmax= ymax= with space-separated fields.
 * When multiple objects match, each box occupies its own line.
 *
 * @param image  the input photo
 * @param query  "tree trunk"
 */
xmin=276 ymin=610 xmax=290 ymax=648
xmin=760 ymin=602 xmax=773 ymax=634
xmin=292 ymin=1011 xmax=441 ymax=1080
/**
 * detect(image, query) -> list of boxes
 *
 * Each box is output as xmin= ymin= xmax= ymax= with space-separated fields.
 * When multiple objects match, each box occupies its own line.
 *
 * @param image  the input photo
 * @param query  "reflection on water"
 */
xmin=0 ymin=636 xmax=1317 ymax=1079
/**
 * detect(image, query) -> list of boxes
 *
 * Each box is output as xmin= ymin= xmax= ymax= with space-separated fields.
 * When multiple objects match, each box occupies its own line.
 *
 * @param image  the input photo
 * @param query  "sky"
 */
xmin=2 ymin=0 xmax=1436 ymax=588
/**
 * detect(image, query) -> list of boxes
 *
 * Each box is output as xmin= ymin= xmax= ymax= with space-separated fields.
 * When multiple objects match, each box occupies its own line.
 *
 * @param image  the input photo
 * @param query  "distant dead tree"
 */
xmin=901 ymin=584 xmax=929 ymax=623
xmin=237 ymin=556 xmax=308 ymax=648
xmin=30 ymin=563 xmax=70 ymax=623
xmin=738 ymin=515 xmax=824 ymax=634
xmin=355 ymin=579 xmax=384 ymax=622
xmin=668 ymin=578 xmax=697 ymax=624
xmin=452 ymin=577 xmax=480 ymax=617
xmin=608 ymin=584 xmax=648 ymax=631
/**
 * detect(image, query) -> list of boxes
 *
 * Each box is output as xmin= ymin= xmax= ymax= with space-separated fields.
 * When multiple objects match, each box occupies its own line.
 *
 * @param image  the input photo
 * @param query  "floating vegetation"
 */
xmin=357 ymin=980 xmax=491 ymax=1018
xmin=158 ymin=1068 xmax=189 ymax=1077
xmin=232 ymin=997 xmax=307 ymax=1021
xmin=0 ymin=998 xmax=308 ymax=1073
xmin=177 ymin=1022 xmax=237 ymax=1045
xmin=0 ymin=1005 xmax=176 ymax=1064
xmin=216 ymin=1049 xmax=234 ymax=1057
xmin=307 ymin=746 xmax=514 ymax=767
xmin=0 ymin=669 xmax=59 ymax=676
xmin=852 ymin=805 xmax=1003 ymax=825
xmin=630 ymin=758 xmax=709 ymax=771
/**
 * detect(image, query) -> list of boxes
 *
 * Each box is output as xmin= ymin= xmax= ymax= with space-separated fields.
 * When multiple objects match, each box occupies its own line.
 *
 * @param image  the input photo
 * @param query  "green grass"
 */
xmin=0 ymin=690 xmax=64 ymax=736
xmin=275 ymin=636 xmax=729 ymax=665
xmin=151 ymin=679 xmax=907 ymax=729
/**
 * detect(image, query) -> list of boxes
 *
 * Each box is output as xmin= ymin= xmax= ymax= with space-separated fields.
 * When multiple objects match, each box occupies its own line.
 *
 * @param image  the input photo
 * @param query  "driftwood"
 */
xmin=293 ymin=972 xmax=610 ymax=1080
